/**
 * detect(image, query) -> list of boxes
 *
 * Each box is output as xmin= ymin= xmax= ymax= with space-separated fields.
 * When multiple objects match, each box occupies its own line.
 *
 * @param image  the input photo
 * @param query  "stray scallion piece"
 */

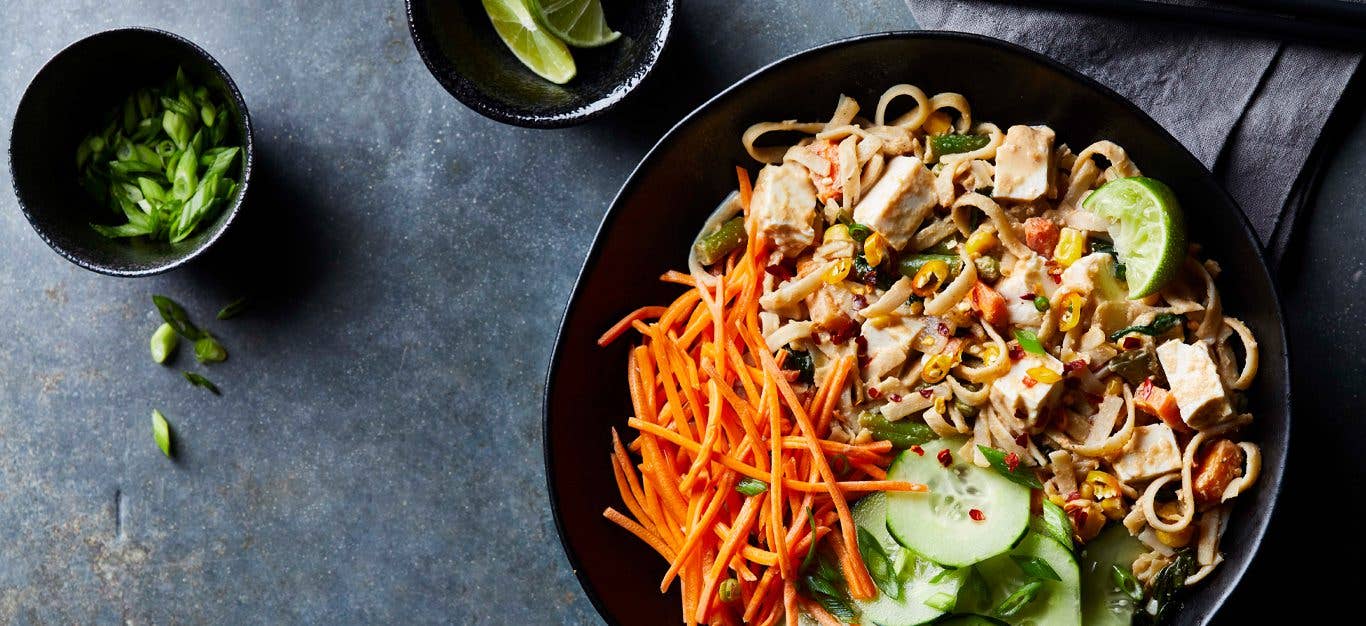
xmin=216 ymin=297 xmax=250 ymax=320
xmin=78 ymin=67 xmax=242 ymax=243
xmin=1011 ymin=555 xmax=1062 ymax=582
xmin=150 ymin=323 xmax=178 ymax=364
xmin=194 ymin=334 xmax=228 ymax=364
xmin=183 ymin=371 xmax=221 ymax=395
xmin=993 ymin=580 xmax=1044 ymax=618
xmin=978 ymin=445 xmax=1043 ymax=489
xmin=1014 ymin=328 xmax=1045 ymax=355
xmin=718 ymin=578 xmax=741 ymax=603
xmin=152 ymin=409 xmax=172 ymax=458
xmin=735 ymin=477 xmax=769 ymax=496
xmin=152 ymin=295 xmax=203 ymax=340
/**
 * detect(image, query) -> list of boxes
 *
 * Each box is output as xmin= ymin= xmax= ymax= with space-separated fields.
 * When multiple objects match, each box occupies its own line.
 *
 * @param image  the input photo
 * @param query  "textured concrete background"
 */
xmin=1 ymin=1 xmax=1362 ymax=624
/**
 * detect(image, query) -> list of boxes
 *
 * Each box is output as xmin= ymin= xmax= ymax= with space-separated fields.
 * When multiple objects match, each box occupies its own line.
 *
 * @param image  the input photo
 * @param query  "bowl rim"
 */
xmin=542 ymin=29 xmax=1291 ymax=625
xmin=403 ymin=0 xmax=677 ymax=129
xmin=7 ymin=25 xmax=255 ymax=277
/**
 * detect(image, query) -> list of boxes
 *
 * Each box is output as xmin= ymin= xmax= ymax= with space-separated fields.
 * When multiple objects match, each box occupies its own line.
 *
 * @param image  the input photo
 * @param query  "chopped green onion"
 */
xmin=978 ymin=445 xmax=1043 ymax=489
xmin=1011 ymin=555 xmax=1062 ymax=581
xmin=1034 ymin=499 xmax=1073 ymax=549
xmin=1014 ymin=328 xmax=1045 ymax=355
xmin=152 ymin=295 xmax=203 ymax=340
xmin=152 ymin=409 xmax=172 ymax=458
xmin=735 ymin=477 xmax=769 ymax=497
xmin=924 ymin=591 xmax=956 ymax=612
xmin=1112 ymin=564 xmax=1144 ymax=602
xmin=718 ymin=578 xmax=741 ymax=603
xmin=150 ymin=322 xmax=178 ymax=364
xmin=216 ymin=297 xmax=250 ymax=320
xmin=847 ymin=223 xmax=872 ymax=243
xmin=857 ymin=526 xmax=900 ymax=600
xmin=194 ymin=334 xmax=228 ymax=364
xmin=801 ymin=506 xmax=819 ymax=572
xmin=993 ymin=580 xmax=1044 ymax=618
xmin=183 ymin=371 xmax=221 ymax=395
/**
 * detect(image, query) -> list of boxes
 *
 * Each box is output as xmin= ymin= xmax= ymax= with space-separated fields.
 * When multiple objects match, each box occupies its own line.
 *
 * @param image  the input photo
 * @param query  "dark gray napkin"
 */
xmin=907 ymin=0 xmax=1360 ymax=263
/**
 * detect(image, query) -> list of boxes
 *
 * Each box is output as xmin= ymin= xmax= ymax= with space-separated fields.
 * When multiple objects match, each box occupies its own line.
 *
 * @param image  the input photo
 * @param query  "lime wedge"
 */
xmin=1083 ymin=177 xmax=1187 ymax=299
xmin=482 ymin=0 xmax=577 ymax=84
xmin=530 ymin=0 xmax=621 ymax=48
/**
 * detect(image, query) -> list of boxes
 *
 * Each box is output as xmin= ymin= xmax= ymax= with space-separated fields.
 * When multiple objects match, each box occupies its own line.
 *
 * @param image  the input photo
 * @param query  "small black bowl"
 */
xmin=406 ymin=0 xmax=674 ymax=128
xmin=9 ymin=27 xmax=254 ymax=277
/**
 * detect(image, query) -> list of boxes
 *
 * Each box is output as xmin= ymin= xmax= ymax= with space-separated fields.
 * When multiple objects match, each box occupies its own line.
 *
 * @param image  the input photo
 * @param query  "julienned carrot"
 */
xmin=736 ymin=166 xmax=753 ymax=211
xmin=605 ymin=508 xmax=676 ymax=561
xmin=598 ymin=306 xmax=669 ymax=347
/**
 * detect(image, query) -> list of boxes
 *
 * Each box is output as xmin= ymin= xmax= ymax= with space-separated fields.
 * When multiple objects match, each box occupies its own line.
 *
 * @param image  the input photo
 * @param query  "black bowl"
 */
xmin=544 ymin=31 xmax=1289 ymax=625
xmin=406 ymin=0 xmax=674 ymax=128
xmin=9 ymin=27 xmax=254 ymax=277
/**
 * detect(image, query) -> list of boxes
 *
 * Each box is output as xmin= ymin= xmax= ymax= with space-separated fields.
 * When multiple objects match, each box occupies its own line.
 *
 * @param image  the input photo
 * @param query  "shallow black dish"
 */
xmin=544 ymin=32 xmax=1289 ymax=625
xmin=406 ymin=0 xmax=674 ymax=128
xmin=8 ymin=27 xmax=254 ymax=277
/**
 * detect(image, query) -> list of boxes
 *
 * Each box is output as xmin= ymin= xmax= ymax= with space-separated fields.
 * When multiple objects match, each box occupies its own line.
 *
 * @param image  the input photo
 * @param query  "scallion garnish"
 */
xmin=993 ymin=580 xmax=1044 ymax=618
xmin=924 ymin=591 xmax=956 ymax=612
xmin=216 ymin=297 xmax=250 ymax=320
xmin=150 ymin=322 xmax=178 ymax=364
xmin=1011 ymin=555 xmax=1062 ymax=582
xmin=152 ymin=295 xmax=203 ymax=340
xmin=978 ymin=445 xmax=1043 ymax=489
xmin=856 ymin=526 xmax=899 ymax=600
xmin=194 ymin=334 xmax=228 ymax=364
xmin=735 ymin=477 xmax=769 ymax=496
xmin=152 ymin=409 xmax=172 ymax=458
xmin=183 ymin=371 xmax=221 ymax=395
xmin=1013 ymin=328 xmax=1045 ymax=355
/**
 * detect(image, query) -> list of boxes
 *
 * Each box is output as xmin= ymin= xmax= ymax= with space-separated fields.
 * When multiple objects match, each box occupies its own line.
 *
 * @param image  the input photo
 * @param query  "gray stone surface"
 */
xmin=0 ymin=1 xmax=914 ymax=623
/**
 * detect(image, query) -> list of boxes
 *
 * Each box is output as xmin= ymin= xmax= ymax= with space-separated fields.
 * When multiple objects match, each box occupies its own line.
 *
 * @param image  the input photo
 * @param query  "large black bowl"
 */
xmin=9 ymin=27 xmax=254 ymax=277
xmin=545 ymin=31 xmax=1288 ymax=625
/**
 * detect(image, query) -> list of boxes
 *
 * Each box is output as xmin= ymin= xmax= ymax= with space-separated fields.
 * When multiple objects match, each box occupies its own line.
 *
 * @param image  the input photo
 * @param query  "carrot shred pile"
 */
xmin=600 ymin=168 xmax=927 ymax=625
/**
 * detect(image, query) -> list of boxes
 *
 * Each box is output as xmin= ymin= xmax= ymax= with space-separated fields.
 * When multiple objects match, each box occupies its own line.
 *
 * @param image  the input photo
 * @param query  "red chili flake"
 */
xmin=1062 ymin=359 xmax=1087 ymax=374
xmin=867 ymin=386 xmax=881 ymax=399
xmin=1068 ymin=506 xmax=1089 ymax=529
xmin=1008 ymin=344 xmax=1025 ymax=361
xmin=1051 ymin=273 xmax=1062 ymax=285
xmin=1014 ymin=433 xmax=1029 ymax=447
xmin=827 ymin=315 xmax=858 ymax=344
xmin=1004 ymin=452 xmax=1021 ymax=472
xmin=911 ymin=445 xmax=925 ymax=456
xmin=1022 ymin=376 xmax=1038 ymax=388
xmin=1121 ymin=336 xmax=1141 ymax=350
xmin=937 ymin=448 xmax=953 ymax=467
xmin=889 ymin=394 xmax=903 ymax=403
xmin=937 ymin=322 xmax=951 ymax=337
xmin=852 ymin=294 xmax=868 ymax=310
xmin=1019 ymin=292 xmax=1037 ymax=301
xmin=1065 ymin=490 xmax=1082 ymax=502
xmin=855 ymin=335 xmax=868 ymax=357
xmin=918 ymin=388 xmax=934 ymax=399
xmin=969 ymin=508 xmax=986 ymax=522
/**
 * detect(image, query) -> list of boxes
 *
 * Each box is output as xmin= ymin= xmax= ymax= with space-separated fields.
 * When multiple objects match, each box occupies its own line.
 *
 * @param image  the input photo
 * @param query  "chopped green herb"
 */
xmin=1011 ymin=555 xmax=1062 ymax=582
xmin=801 ymin=506 xmax=819 ymax=572
xmin=79 ymin=67 xmax=242 ymax=243
xmin=1134 ymin=548 xmax=1196 ymax=624
xmin=1034 ymin=499 xmax=1073 ymax=549
xmin=924 ymin=591 xmax=956 ymax=612
xmin=930 ymin=133 xmax=990 ymax=156
xmin=1112 ymin=564 xmax=1144 ymax=602
xmin=1109 ymin=313 xmax=1183 ymax=342
xmin=216 ymin=297 xmax=250 ymax=320
xmin=802 ymin=554 xmax=857 ymax=622
xmin=856 ymin=526 xmax=899 ymax=600
xmin=993 ymin=580 xmax=1044 ymax=618
xmin=194 ymin=334 xmax=228 ymax=364
xmin=150 ymin=322 xmax=178 ymax=364
xmin=718 ymin=578 xmax=741 ymax=603
xmin=152 ymin=295 xmax=203 ymax=340
xmin=978 ymin=445 xmax=1043 ymax=489
xmin=152 ymin=409 xmax=172 ymax=458
xmin=735 ymin=477 xmax=769 ymax=497
xmin=847 ymin=223 xmax=872 ymax=244
xmin=973 ymin=255 xmax=1001 ymax=281
xmin=183 ymin=371 xmax=221 ymax=395
xmin=1013 ymin=328 xmax=1045 ymax=355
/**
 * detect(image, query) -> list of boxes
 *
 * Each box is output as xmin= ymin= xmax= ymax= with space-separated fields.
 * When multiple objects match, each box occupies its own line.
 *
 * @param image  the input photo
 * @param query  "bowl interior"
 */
xmin=407 ymin=0 xmax=672 ymax=127
xmin=9 ymin=28 xmax=252 ymax=276
xmin=545 ymin=33 xmax=1288 ymax=625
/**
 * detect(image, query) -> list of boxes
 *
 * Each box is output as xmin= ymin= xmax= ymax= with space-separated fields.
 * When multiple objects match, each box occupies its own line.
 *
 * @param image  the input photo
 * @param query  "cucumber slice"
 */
xmin=885 ymin=438 xmax=1032 ymax=567
xmin=1080 ymin=525 xmax=1147 ymax=625
xmin=961 ymin=533 xmax=1082 ymax=626
xmin=852 ymin=493 xmax=966 ymax=626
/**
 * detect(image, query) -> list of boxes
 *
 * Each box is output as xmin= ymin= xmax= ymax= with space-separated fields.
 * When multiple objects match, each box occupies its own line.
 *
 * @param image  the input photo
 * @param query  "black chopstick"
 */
xmin=985 ymin=0 xmax=1366 ymax=49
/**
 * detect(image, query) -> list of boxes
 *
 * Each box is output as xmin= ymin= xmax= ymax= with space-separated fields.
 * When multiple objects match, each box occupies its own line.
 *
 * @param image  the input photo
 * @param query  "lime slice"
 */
xmin=530 ymin=0 xmax=621 ymax=48
xmin=1083 ymin=177 xmax=1187 ymax=299
xmin=482 ymin=0 xmax=577 ymax=84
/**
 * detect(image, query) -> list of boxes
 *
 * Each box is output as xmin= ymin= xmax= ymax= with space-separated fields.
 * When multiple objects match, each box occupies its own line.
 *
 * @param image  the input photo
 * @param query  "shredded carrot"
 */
xmin=736 ymin=166 xmax=754 ymax=211
xmin=598 ymin=306 xmax=668 ymax=347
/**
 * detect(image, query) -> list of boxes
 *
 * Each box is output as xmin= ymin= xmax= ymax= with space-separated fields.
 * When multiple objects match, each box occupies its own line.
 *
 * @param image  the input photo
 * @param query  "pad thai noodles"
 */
xmin=599 ymin=84 xmax=1261 ymax=626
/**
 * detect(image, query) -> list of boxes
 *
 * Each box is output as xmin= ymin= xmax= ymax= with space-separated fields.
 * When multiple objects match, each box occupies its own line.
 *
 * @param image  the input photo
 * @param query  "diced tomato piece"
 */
xmin=1193 ymin=439 xmax=1244 ymax=505
xmin=1023 ymin=217 xmax=1060 ymax=256
xmin=1135 ymin=378 xmax=1189 ymax=432
xmin=969 ymin=281 xmax=1009 ymax=328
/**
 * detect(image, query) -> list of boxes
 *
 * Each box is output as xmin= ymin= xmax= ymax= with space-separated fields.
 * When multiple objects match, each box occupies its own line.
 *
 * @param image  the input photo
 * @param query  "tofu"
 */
xmin=852 ymin=155 xmax=938 ymax=250
xmin=1058 ymin=253 xmax=1126 ymax=301
xmin=995 ymin=256 xmax=1053 ymax=326
xmin=991 ymin=354 xmax=1065 ymax=424
xmin=1113 ymin=423 xmax=1183 ymax=483
xmin=805 ymin=284 xmax=858 ymax=329
xmin=861 ymin=316 xmax=921 ymax=379
xmin=1156 ymin=340 xmax=1232 ymax=430
xmin=750 ymin=162 xmax=818 ymax=257
xmin=993 ymin=125 xmax=1055 ymax=202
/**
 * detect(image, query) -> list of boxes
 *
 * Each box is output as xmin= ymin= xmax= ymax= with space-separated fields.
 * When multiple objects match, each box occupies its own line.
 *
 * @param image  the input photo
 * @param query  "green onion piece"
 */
xmin=1108 ymin=313 xmax=1184 ymax=342
xmin=924 ymin=591 xmax=956 ymax=612
xmin=694 ymin=216 xmax=747 ymax=266
xmin=847 ymin=222 xmax=872 ymax=244
xmin=1033 ymin=295 xmax=1050 ymax=312
xmin=1014 ymin=328 xmax=1045 ymax=355
xmin=735 ymin=477 xmax=769 ymax=497
xmin=993 ymin=580 xmax=1044 ymax=618
xmin=152 ymin=409 xmax=173 ymax=458
xmin=780 ymin=347 xmax=815 ymax=384
xmin=216 ymin=297 xmax=250 ymax=320
xmin=718 ymin=578 xmax=741 ymax=603
xmin=1140 ymin=548 xmax=1197 ymax=623
xmin=183 ymin=371 xmax=221 ymax=395
xmin=977 ymin=445 xmax=1043 ymax=489
xmin=930 ymin=133 xmax=990 ymax=156
xmin=801 ymin=506 xmax=819 ymax=572
xmin=194 ymin=334 xmax=228 ymax=364
xmin=859 ymin=411 xmax=937 ymax=449
xmin=1112 ymin=564 xmax=1144 ymax=602
xmin=857 ymin=526 xmax=900 ymax=600
xmin=152 ymin=295 xmax=203 ymax=340
xmin=1011 ymin=555 xmax=1062 ymax=582
xmin=149 ymin=322 xmax=178 ymax=364
xmin=1034 ymin=499 xmax=1073 ymax=549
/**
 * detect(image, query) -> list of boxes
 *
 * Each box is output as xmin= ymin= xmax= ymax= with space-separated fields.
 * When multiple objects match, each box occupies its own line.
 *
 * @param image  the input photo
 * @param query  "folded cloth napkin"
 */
xmin=907 ymin=0 xmax=1360 ymax=264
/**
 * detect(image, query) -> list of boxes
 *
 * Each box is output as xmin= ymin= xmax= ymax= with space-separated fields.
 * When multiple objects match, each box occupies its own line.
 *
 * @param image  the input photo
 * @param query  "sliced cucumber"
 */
xmin=885 ymin=438 xmax=1031 ymax=567
xmin=852 ymin=493 xmax=966 ymax=626
xmin=960 ymin=533 xmax=1082 ymax=626
xmin=1080 ymin=525 xmax=1147 ymax=626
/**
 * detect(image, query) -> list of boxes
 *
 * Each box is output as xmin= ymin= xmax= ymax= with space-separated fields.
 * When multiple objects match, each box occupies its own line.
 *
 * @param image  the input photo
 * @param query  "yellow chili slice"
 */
xmin=864 ymin=232 xmax=888 ymax=267
xmin=911 ymin=259 xmax=951 ymax=297
xmin=823 ymin=258 xmax=852 ymax=284
xmin=1026 ymin=366 xmax=1062 ymax=384
xmin=922 ymin=354 xmax=953 ymax=383
xmin=1058 ymin=293 xmax=1085 ymax=332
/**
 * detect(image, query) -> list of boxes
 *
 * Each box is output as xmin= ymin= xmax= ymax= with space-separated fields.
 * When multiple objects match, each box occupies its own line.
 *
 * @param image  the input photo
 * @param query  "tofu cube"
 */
xmin=1113 ymin=423 xmax=1183 ymax=483
xmin=1156 ymin=340 xmax=1232 ymax=430
xmin=991 ymin=354 xmax=1064 ymax=424
xmin=750 ymin=162 xmax=818 ymax=257
xmin=993 ymin=125 xmax=1056 ymax=202
xmin=852 ymin=155 xmax=937 ymax=250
